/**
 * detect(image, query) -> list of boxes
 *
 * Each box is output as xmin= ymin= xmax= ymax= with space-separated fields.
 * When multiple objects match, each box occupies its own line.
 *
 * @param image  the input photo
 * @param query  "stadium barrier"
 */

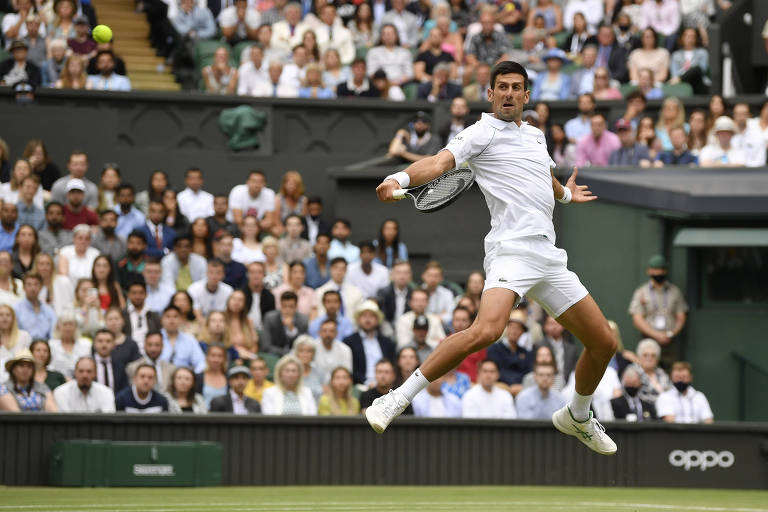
xmin=1 ymin=413 xmax=766 ymax=489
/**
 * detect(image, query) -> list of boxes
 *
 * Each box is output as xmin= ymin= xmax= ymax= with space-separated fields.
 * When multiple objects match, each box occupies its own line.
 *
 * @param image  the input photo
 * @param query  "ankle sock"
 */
xmin=397 ymin=368 xmax=430 ymax=402
xmin=569 ymin=391 xmax=592 ymax=422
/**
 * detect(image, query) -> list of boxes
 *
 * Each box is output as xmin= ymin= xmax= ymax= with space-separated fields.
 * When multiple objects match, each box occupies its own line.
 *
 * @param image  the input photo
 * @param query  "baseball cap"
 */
xmin=413 ymin=314 xmax=429 ymax=330
xmin=648 ymin=254 xmax=668 ymax=269
xmin=66 ymin=178 xmax=86 ymax=192
xmin=614 ymin=118 xmax=632 ymax=131
xmin=227 ymin=365 xmax=251 ymax=378
xmin=713 ymin=116 xmax=736 ymax=133
xmin=9 ymin=40 xmax=28 ymax=51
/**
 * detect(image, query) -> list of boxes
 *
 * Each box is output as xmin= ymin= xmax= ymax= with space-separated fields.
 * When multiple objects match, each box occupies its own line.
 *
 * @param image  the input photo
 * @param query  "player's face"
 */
xmin=488 ymin=73 xmax=529 ymax=123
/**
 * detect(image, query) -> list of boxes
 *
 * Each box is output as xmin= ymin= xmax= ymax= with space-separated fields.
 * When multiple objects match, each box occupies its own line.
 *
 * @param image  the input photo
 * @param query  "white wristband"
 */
xmin=385 ymin=171 xmax=410 ymax=188
xmin=557 ymin=186 xmax=572 ymax=204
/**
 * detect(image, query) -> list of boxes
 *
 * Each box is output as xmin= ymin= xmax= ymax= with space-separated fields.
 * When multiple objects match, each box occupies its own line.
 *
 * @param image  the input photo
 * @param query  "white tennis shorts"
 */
xmin=483 ymin=235 xmax=589 ymax=318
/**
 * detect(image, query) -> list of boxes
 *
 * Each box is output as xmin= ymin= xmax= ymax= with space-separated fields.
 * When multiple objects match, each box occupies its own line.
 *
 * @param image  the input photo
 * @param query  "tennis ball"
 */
xmin=92 ymin=24 xmax=113 ymax=43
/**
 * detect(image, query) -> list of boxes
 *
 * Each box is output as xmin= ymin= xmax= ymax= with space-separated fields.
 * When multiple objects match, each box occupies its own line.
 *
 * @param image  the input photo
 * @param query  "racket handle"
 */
xmin=392 ymin=189 xmax=406 ymax=199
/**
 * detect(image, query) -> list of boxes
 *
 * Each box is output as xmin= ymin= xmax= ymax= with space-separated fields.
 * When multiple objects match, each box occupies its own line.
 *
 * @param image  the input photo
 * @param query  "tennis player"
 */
xmin=369 ymin=61 xmax=618 ymax=455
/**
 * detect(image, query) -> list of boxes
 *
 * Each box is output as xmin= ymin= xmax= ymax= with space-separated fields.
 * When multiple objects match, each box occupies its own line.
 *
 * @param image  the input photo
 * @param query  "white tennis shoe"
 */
xmin=552 ymin=406 xmax=617 ymax=456
xmin=365 ymin=390 xmax=410 ymax=434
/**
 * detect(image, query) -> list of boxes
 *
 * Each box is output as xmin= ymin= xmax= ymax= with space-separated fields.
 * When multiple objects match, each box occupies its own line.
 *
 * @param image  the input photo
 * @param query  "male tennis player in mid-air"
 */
xmin=369 ymin=60 xmax=618 ymax=455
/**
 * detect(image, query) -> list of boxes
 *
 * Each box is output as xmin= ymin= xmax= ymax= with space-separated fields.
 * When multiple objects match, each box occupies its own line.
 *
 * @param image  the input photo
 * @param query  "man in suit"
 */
xmin=270 ymin=2 xmax=303 ymax=54
xmin=243 ymin=261 xmax=276 ymax=332
xmin=126 ymin=330 xmax=176 ymax=392
xmin=438 ymin=97 xmax=475 ymax=146
xmin=417 ymin=63 xmax=462 ymax=102
xmin=313 ymin=4 xmax=355 ymax=65
xmin=123 ymin=278 xmax=162 ymax=346
xmin=210 ymin=366 xmax=262 ymax=414
xmin=593 ymin=23 xmax=628 ymax=83
xmin=140 ymin=200 xmax=176 ymax=259
xmin=301 ymin=196 xmax=332 ymax=244
xmin=91 ymin=329 xmax=129 ymax=394
xmin=568 ymin=45 xmax=598 ymax=100
xmin=611 ymin=365 xmax=657 ymax=421
xmin=533 ymin=316 xmax=580 ymax=383
xmin=261 ymin=291 xmax=308 ymax=356
xmin=343 ymin=300 xmax=395 ymax=386
xmin=377 ymin=259 xmax=414 ymax=326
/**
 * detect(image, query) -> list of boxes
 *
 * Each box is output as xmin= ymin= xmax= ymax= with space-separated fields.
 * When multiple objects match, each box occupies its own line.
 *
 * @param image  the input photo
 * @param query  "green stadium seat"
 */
xmin=0 ymin=46 xmax=9 ymax=63
xmin=620 ymin=83 xmax=638 ymax=97
xmin=561 ymin=62 xmax=580 ymax=75
xmin=233 ymin=41 xmax=254 ymax=66
xmin=510 ymin=33 xmax=523 ymax=50
xmin=195 ymin=40 xmax=232 ymax=71
xmin=662 ymin=82 xmax=694 ymax=98
xmin=552 ymin=31 xmax=569 ymax=49
xmin=355 ymin=46 xmax=368 ymax=60
xmin=403 ymin=82 xmax=419 ymax=100
xmin=257 ymin=352 xmax=280 ymax=381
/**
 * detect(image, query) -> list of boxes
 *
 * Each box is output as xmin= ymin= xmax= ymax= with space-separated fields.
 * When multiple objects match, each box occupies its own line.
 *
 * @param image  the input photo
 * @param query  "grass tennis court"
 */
xmin=3 ymin=486 xmax=768 ymax=512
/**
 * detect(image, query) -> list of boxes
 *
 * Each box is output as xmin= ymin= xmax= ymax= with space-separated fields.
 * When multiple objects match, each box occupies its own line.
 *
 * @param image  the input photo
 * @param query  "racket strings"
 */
xmin=415 ymin=170 xmax=472 ymax=209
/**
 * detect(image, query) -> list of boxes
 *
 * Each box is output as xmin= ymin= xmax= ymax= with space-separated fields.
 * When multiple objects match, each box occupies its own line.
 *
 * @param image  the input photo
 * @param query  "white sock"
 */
xmin=569 ymin=391 xmax=592 ymax=422
xmin=397 ymin=368 xmax=430 ymax=402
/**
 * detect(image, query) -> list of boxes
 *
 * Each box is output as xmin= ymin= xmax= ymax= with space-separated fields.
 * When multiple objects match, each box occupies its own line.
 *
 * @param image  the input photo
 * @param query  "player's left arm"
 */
xmin=551 ymin=167 xmax=597 ymax=203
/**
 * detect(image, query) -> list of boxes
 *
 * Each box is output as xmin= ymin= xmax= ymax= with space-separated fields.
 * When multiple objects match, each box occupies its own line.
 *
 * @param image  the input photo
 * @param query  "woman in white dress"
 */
xmin=57 ymin=224 xmax=100 ymax=283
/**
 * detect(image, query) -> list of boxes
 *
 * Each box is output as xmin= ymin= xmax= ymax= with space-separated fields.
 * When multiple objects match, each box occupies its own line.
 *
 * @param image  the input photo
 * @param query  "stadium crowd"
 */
xmin=0 ymin=0 xmax=731 ymax=96
xmin=0 ymin=144 xmax=713 ymax=424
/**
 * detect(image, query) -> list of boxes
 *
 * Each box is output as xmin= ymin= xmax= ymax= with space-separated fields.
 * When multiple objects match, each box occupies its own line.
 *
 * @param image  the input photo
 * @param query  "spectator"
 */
xmin=576 ymin=113 xmax=621 ymax=167
xmin=564 ymin=93 xmax=595 ymax=143
xmin=21 ymin=139 xmax=60 ymax=192
xmin=159 ymin=305 xmax=206 ymax=372
xmin=211 ymin=233 xmax=245 ymax=289
xmin=437 ymin=98 xmax=472 ymax=147
xmin=292 ymin=334 xmax=326 ymax=400
xmin=416 ymin=62 xmax=460 ymax=102
xmin=336 ymin=57 xmax=377 ymax=97
xmin=748 ymin=100 xmax=768 ymax=148
xmin=70 ymin=277 xmax=102 ymax=337
xmin=47 ymin=0 xmax=77 ymax=40
xmin=465 ymin=6 xmax=510 ymax=71
xmin=113 ymin=184 xmax=145 ymax=239
xmin=406 ymin=314 xmax=434 ymax=363
xmin=365 ymin=24 xmax=413 ymax=85
xmin=550 ymin=123 xmax=577 ymax=168
xmin=379 ymin=0 xmax=420 ymax=48
xmin=261 ymin=290 xmax=308 ymax=356
xmin=103 ymin=306 xmax=140 ymax=367
xmin=487 ymin=310 xmax=532 ymax=393
xmin=166 ymin=366 xmax=206 ymax=413
xmin=243 ymin=356 xmax=274 ymax=403
xmin=159 ymin=236 xmax=204 ymax=292
xmin=48 ymin=313 xmax=92 ymax=378
xmin=531 ymin=48 xmax=571 ymax=101
xmin=609 ymin=119 xmax=652 ymax=166
xmin=0 ymin=250 xmax=22 ymax=305
xmin=319 ymin=49 xmax=348 ymax=89
xmin=669 ymin=27 xmax=709 ymax=95
xmin=228 ymin=170 xmax=277 ymax=232
xmin=115 ymin=363 xmax=169 ymax=412
xmin=177 ymin=168 xmax=214 ymax=223
xmin=327 ymin=219 xmax=359 ymax=264
xmin=376 ymin=260 xmax=414 ymax=328
xmin=656 ymin=97 xmax=688 ymax=151
xmin=271 ymin=261 xmax=316 ymax=317
xmin=28 ymin=339 xmax=65 ymax=392
xmin=86 ymin=51 xmax=131 ymax=91
xmin=86 ymin=39 xmax=127 ymax=77
xmin=51 ymin=151 xmax=98 ymax=209
xmin=521 ymin=344 xmax=565 ymax=391
xmin=516 ymin=363 xmax=567 ymax=419
xmin=270 ymin=2 xmax=303 ymax=54
xmin=611 ymin=90 xmax=647 ymax=132
xmin=143 ymin=260 xmax=173 ymax=314
xmin=22 ymin=14 xmax=46 ymax=67
xmin=506 ymin=29 xmax=547 ymax=78
xmin=260 ymin=236 xmax=284 ymax=289
xmin=610 ymin=365 xmax=657 ymax=421
xmin=0 ymin=204 xmax=20 ymax=255
xmin=138 ymin=200 xmax=175 ymax=259
xmin=656 ymin=361 xmax=713 ymax=424
xmin=563 ymin=0 xmax=604 ymax=32
xmin=67 ymin=15 xmax=96 ymax=59
xmin=656 ymin=126 xmax=698 ymax=166
xmin=345 ymin=241 xmax=389 ymax=300
xmin=91 ymin=211 xmax=125 ymax=264
xmin=116 ymin=231 xmax=148 ymax=291
xmin=14 ymin=272 xmax=56 ymax=341
xmin=54 ymin=54 xmax=91 ymax=89
xmin=1 ymin=160 xmax=42 ymax=210
xmin=187 ymin=259 xmax=233 ymax=320
xmin=210 ymin=365 xmax=262 ymax=414
xmin=370 ymin=68 xmax=405 ymax=101
xmin=236 ymin=44 xmax=267 ymax=96
xmin=461 ymin=360 xmax=517 ymax=418
xmin=168 ymin=291 xmax=201 ymax=338
xmin=594 ymin=23 xmax=629 ymax=82
xmin=396 ymin=288 xmax=445 ymax=349
xmin=225 ymin=289 xmax=259 ymax=359
xmin=412 ymin=375 xmax=462 ymax=418
xmin=220 ymin=0 xmax=259 ymax=44
xmin=463 ymin=62 xmax=491 ymax=102
xmin=526 ymin=0 xmax=562 ymax=34
xmin=388 ymin=111 xmax=443 ymax=163
xmin=628 ymin=27 xmax=669 ymax=83
xmin=2 ymin=348 xmax=57 ymax=411
xmin=637 ymin=115 xmax=663 ymax=161
xmin=421 ymin=260 xmax=454 ymax=327
xmin=92 ymin=255 xmax=125 ymax=311
xmin=561 ymin=11 xmax=591 ymax=56
xmin=344 ymin=300 xmax=394 ymax=386
xmin=189 ymin=218 xmax=213 ymax=259
xmin=90 ymin=328 xmax=128 ymax=393
xmin=731 ymin=103 xmax=767 ymax=168
xmin=313 ymin=4 xmax=354 ymax=66
xmin=442 ymin=309 xmax=473 ymax=395
xmin=347 ymin=2 xmax=374 ymax=50
xmin=534 ymin=316 xmax=579 ymax=384
xmin=635 ymin=68 xmax=663 ymax=100
xmin=135 ymin=170 xmax=168 ymax=215
xmin=567 ymin=45 xmax=598 ymax=99
xmin=312 ymin=315 xmax=353 ymax=374
xmin=699 ymin=116 xmax=746 ymax=167
xmin=414 ymin=28 xmax=455 ymax=84
xmin=171 ymin=0 xmax=216 ymax=41
xmin=317 ymin=366 xmax=359 ymax=415
xmin=2 ymin=0 xmax=41 ymax=44
xmin=126 ymin=330 xmax=176 ymax=392
xmin=0 ymin=305 xmax=30 ymax=384
xmin=629 ymin=338 xmax=671 ymax=403
xmin=280 ymin=44 xmax=308 ymax=91
xmin=304 ymin=233 xmax=331 ymax=289
xmin=202 ymin=46 xmax=238 ymax=95
xmin=242 ymin=261 xmax=275 ymax=332
xmin=358 ymin=358 xmax=413 ymax=414
xmin=11 ymin=224 xmax=39 ymax=279
xmin=394 ymin=345 xmax=419 ymax=386
xmin=301 ymin=197 xmax=330 ymax=246
xmin=52 ymin=356 xmax=115 ymax=412
xmin=278 ymin=217 xmax=312 ymax=267
xmin=309 ymin=289 xmax=353 ymax=339
xmin=639 ymin=0 xmax=680 ymax=51
xmin=0 ymin=40 xmax=41 ymax=87
xmin=261 ymin=354 xmax=316 ymax=414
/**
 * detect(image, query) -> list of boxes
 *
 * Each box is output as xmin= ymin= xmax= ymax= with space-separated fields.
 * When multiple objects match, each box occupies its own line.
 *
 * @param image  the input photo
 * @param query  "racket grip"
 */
xmin=392 ymin=189 xmax=406 ymax=199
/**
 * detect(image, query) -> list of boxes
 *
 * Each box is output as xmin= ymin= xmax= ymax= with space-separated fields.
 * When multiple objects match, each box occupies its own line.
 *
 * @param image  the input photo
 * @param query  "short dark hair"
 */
xmin=284 ymin=214 xmax=302 ymax=224
xmin=214 ymin=193 xmax=228 ymax=201
xmin=127 ymin=230 xmax=147 ymax=243
xmin=351 ymin=57 xmax=365 ymax=68
xmin=96 ymin=50 xmax=115 ymax=61
xmin=45 ymin=201 xmax=64 ymax=213
xmin=93 ymin=328 xmax=114 ymax=340
xmin=99 ymin=209 xmax=117 ymax=219
xmin=135 ymin=363 xmax=157 ymax=375
xmin=208 ymin=258 xmax=225 ymax=269
xmin=280 ymin=290 xmax=298 ymax=303
xmin=330 ymin=257 xmax=347 ymax=267
xmin=316 ymin=232 xmax=331 ymax=242
xmin=186 ymin=167 xmax=203 ymax=176
xmin=22 ymin=272 xmax=42 ymax=284
xmin=307 ymin=196 xmax=323 ymax=206
xmin=128 ymin=278 xmax=147 ymax=291
xmin=163 ymin=304 xmax=182 ymax=315
xmin=375 ymin=358 xmax=394 ymax=370
xmin=322 ymin=290 xmax=341 ymax=303
xmin=626 ymin=90 xmax=647 ymax=104
xmin=116 ymin=183 xmax=135 ymax=195
xmin=248 ymin=169 xmax=265 ymax=179
xmin=491 ymin=61 xmax=529 ymax=91
xmin=479 ymin=359 xmax=499 ymax=372
xmin=333 ymin=218 xmax=351 ymax=229
xmin=145 ymin=330 xmax=163 ymax=340
xmin=411 ymin=288 xmax=429 ymax=300
xmin=358 ymin=240 xmax=375 ymax=251
xmin=173 ymin=234 xmax=192 ymax=247
xmin=288 ymin=260 xmax=306 ymax=271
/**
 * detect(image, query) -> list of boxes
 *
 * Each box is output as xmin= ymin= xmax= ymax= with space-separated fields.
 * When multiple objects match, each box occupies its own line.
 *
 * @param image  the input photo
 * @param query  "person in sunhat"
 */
xmin=1 ymin=348 xmax=57 ymax=411
xmin=343 ymin=300 xmax=395 ymax=386
xmin=531 ymin=47 xmax=571 ymax=101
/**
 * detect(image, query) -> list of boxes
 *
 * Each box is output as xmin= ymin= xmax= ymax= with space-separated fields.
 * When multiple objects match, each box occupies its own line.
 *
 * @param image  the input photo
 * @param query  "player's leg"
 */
xmin=365 ymin=287 xmax=517 ymax=433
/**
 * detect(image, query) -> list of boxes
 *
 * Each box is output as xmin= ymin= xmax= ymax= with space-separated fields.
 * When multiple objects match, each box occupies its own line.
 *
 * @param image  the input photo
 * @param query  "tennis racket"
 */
xmin=392 ymin=167 xmax=475 ymax=213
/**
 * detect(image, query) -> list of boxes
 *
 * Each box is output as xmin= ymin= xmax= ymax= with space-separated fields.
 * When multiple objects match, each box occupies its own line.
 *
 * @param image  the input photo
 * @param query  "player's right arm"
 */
xmin=376 ymin=149 xmax=456 ymax=202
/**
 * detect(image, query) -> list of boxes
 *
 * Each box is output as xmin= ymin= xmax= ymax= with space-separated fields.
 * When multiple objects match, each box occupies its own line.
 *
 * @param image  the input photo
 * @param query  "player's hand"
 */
xmin=376 ymin=178 xmax=402 ymax=203
xmin=566 ymin=167 xmax=597 ymax=203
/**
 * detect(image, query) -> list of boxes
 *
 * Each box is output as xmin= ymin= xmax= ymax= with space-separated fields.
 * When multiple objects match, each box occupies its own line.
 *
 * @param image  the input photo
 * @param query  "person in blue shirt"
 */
xmin=0 ymin=203 xmax=20 ymax=253
xmin=309 ymin=290 xmax=354 ymax=339
xmin=159 ymin=305 xmax=206 ymax=373
xmin=656 ymin=126 xmax=699 ymax=167
xmin=327 ymin=218 xmax=359 ymax=263
xmin=171 ymin=0 xmax=217 ymax=40
xmin=304 ymin=233 xmax=332 ymax=289
xmin=86 ymin=51 xmax=132 ymax=91
xmin=115 ymin=363 xmax=169 ymax=413
xmin=13 ymin=272 xmax=56 ymax=340
xmin=114 ymin=184 xmax=145 ymax=239
xmin=486 ymin=310 xmax=532 ymax=393
xmin=515 ymin=362 xmax=567 ymax=420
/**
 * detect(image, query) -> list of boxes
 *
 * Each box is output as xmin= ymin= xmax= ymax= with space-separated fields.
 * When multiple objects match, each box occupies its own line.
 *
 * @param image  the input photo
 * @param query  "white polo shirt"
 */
xmin=187 ymin=280 xmax=234 ymax=316
xmin=443 ymin=113 xmax=557 ymax=260
xmin=227 ymin=184 xmax=276 ymax=222
xmin=656 ymin=386 xmax=713 ymax=424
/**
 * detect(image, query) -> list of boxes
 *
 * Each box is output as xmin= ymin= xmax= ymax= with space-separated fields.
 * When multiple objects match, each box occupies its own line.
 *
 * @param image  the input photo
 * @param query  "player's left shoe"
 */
xmin=552 ymin=405 xmax=617 ymax=456
xmin=365 ymin=390 xmax=410 ymax=434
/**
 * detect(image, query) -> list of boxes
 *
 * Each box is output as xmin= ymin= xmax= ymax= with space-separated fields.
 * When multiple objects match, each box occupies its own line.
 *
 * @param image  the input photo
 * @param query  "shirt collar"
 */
xmin=131 ymin=385 xmax=153 ymax=405
xmin=481 ymin=112 xmax=525 ymax=131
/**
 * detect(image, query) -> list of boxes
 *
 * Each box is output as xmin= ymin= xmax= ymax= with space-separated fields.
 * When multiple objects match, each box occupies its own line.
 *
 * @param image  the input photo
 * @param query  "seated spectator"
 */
xmin=62 ymin=180 xmax=98 ymax=231
xmin=261 ymin=236 xmax=285 ymax=289
xmin=314 ymin=258 xmax=361 ymax=321
xmin=521 ymin=344 xmax=565 ymax=391
xmin=70 ymin=278 xmax=103 ymax=337
xmin=318 ymin=50 xmax=348 ymax=89
xmin=526 ymin=0 xmax=562 ymax=34
xmin=188 ymin=259 xmax=233 ymax=320
xmin=1 ymin=160 xmax=42 ymax=211
xmin=564 ymin=93 xmax=595 ymax=143
xmin=396 ymin=288 xmax=445 ymax=349
xmin=610 ymin=365 xmax=657 ymax=421
xmin=271 ymin=261 xmax=316 ymax=317
xmin=86 ymin=51 xmax=131 ymax=91
xmin=438 ymin=98 xmax=473 ymax=148
xmin=516 ymin=363 xmax=567 ymax=419
xmin=370 ymin=69 xmax=405 ymax=101
xmin=379 ymin=0 xmax=420 ymax=48
xmin=311 ymin=316 xmax=353 ymax=376
xmin=0 ymin=304 xmax=31 ymax=375
xmin=567 ymin=45 xmax=598 ymax=100
xmin=14 ymin=272 xmax=56 ymax=341
xmin=281 ymin=44 xmax=308 ymax=91
xmin=48 ymin=313 xmax=92 ymax=379
xmin=576 ymin=113 xmax=621 ymax=167
xmin=116 ymin=231 xmax=148 ymax=291
xmin=563 ymin=0 xmax=603 ymax=32
xmin=412 ymin=375 xmax=462 ymax=418
xmin=11 ymin=224 xmax=39 ymax=279
xmin=21 ymin=139 xmax=59 ymax=193
xmin=53 ymin=356 xmax=115 ymax=412
xmin=236 ymin=44 xmax=267 ymax=96
xmin=699 ymin=116 xmax=746 ymax=167
xmin=327 ymin=219 xmax=359 ymax=264
xmin=135 ymin=170 xmax=168 ymax=215
xmin=461 ymin=359 xmax=517 ymax=418
xmin=593 ymin=22 xmax=629 ymax=82
xmin=637 ymin=114 xmax=663 ymax=161
xmin=347 ymin=2 xmax=374 ymax=50
xmin=177 ymin=168 xmax=214 ymax=223
xmin=346 ymin=241 xmax=389 ymax=300
xmin=243 ymin=356 xmax=274 ymax=402
xmin=465 ymin=6 xmax=510 ymax=71
xmin=344 ymin=300 xmax=395 ymax=386
xmin=86 ymin=39 xmax=127 ymax=77
xmin=656 ymin=126 xmax=698 ymax=166
xmin=628 ymin=28 xmax=669 ymax=84
xmin=104 ymin=307 xmax=140 ymax=367
xmin=227 ymin=170 xmax=277 ymax=234
xmin=167 ymin=367 xmax=206 ymax=413
xmin=261 ymin=291 xmax=308 ymax=356
xmin=656 ymin=361 xmax=713 ymax=424
xmin=278 ymin=216 xmax=312 ymax=266
xmin=168 ymin=291 xmax=201 ymax=338
xmin=506 ymin=28 xmax=546 ymax=79
xmin=22 ymin=14 xmax=46 ymax=68
xmin=487 ymin=310 xmax=532 ymax=394
xmin=534 ymin=316 xmax=580 ymax=383
xmin=336 ymin=57 xmax=377 ymax=98
xmin=0 ymin=205 xmax=20 ymax=255
xmin=123 ymin=275 xmax=163 ymax=345
xmin=656 ymin=97 xmax=688 ymax=151
xmin=550 ymin=123 xmax=577 ymax=168
xmin=406 ymin=315 xmax=433 ymax=363
xmin=748 ymin=100 xmax=768 ymax=148
xmin=91 ymin=328 xmax=129 ymax=393
xmin=292 ymin=334 xmax=325 ymax=400
xmin=731 ymin=102 xmax=767 ymax=168
xmin=224 ymin=290 xmax=258 ymax=360
xmin=358 ymin=358 xmax=413 ymax=414
xmin=365 ymin=24 xmax=413 ymax=85
xmin=592 ymin=66 xmax=622 ymax=100
xmin=669 ymin=27 xmax=709 ymax=95
xmin=417 ymin=62 xmax=461 ymax=102
xmin=270 ymin=2 xmax=303 ymax=54
xmin=159 ymin=236 xmax=204 ymax=292
xmin=115 ymin=363 xmax=169 ymax=412
xmin=531 ymin=48 xmax=571 ymax=101
xmin=414 ymin=28 xmax=456 ymax=84
xmin=220 ymin=0 xmax=260 ymax=44
xmin=210 ymin=364 xmax=262 ymax=414
xmin=92 ymin=255 xmax=126 ymax=311
xmin=639 ymin=0 xmax=680 ymax=51
xmin=126 ymin=330 xmax=176 ymax=392
xmin=309 ymin=290 xmax=354 ymax=339
xmin=1 ymin=348 xmax=57 ymax=411
xmin=2 ymin=0 xmax=40 ymax=44
xmin=242 ymin=261 xmax=274 ymax=332
xmin=561 ymin=11 xmax=591 ymax=56
xmin=304 ymin=234 xmax=331 ymax=289
xmin=202 ymin=46 xmax=238 ymax=95
xmin=67 ymin=16 xmax=96 ymax=59
xmin=463 ymin=62 xmax=491 ymax=103
xmin=629 ymin=338 xmax=671 ymax=403
xmin=608 ymin=119 xmax=652 ymax=166
xmin=313 ymin=4 xmax=355 ymax=66
xmin=171 ymin=0 xmax=217 ymax=41
xmin=159 ymin=305 xmax=206 ymax=372
xmin=55 ymin=54 xmax=91 ymax=89
xmin=387 ymin=111 xmax=443 ymax=163
xmin=29 ymin=339 xmax=66 ymax=391
xmin=421 ymin=260 xmax=454 ymax=327
xmin=0 ymin=40 xmax=41 ymax=87
xmin=91 ymin=212 xmax=125 ymax=264
xmin=0 ymin=250 xmax=22 ymax=305
xmin=317 ymin=366 xmax=359 ymax=415
xmin=273 ymin=170 xmax=308 ymax=234
xmin=261 ymin=354 xmax=316 ymax=414
xmin=211 ymin=233 xmax=245 ymax=289
xmin=114 ymin=184 xmax=145 ymax=239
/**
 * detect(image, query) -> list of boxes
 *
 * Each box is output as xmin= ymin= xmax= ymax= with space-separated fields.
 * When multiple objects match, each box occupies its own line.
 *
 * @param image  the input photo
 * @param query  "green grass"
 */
xmin=2 ymin=486 xmax=768 ymax=512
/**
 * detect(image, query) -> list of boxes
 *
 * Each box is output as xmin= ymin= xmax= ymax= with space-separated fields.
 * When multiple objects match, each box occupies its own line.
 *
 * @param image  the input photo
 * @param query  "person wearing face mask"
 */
xmin=656 ymin=361 xmax=713 ymax=424
xmin=628 ymin=254 xmax=688 ymax=369
xmin=610 ymin=366 xmax=657 ymax=422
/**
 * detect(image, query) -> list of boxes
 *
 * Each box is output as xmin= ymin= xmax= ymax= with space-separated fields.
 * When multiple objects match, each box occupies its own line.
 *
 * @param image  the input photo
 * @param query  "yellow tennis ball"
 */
xmin=92 ymin=24 xmax=113 ymax=43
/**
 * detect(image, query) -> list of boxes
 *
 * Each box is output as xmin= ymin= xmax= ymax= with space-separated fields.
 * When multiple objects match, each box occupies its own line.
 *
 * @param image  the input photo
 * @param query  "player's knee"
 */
xmin=595 ymin=322 xmax=618 ymax=359
xmin=468 ymin=323 xmax=504 ymax=351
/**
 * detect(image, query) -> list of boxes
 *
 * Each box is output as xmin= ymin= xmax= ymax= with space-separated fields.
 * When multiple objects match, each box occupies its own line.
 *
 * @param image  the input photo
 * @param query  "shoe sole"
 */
xmin=365 ymin=408 xmax=386 ymax=434
xmin=552 ymin=411 xmax=617 ymax=456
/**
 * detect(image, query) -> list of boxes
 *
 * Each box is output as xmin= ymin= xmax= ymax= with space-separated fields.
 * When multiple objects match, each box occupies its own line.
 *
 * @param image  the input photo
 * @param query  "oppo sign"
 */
xmin=668 ymin=450 xmax=735 ymax=471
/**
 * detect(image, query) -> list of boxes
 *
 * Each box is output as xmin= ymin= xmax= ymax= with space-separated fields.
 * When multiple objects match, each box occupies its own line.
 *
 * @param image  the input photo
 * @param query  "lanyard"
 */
xmin=648 ymin=283 xmax=669 ymax=314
